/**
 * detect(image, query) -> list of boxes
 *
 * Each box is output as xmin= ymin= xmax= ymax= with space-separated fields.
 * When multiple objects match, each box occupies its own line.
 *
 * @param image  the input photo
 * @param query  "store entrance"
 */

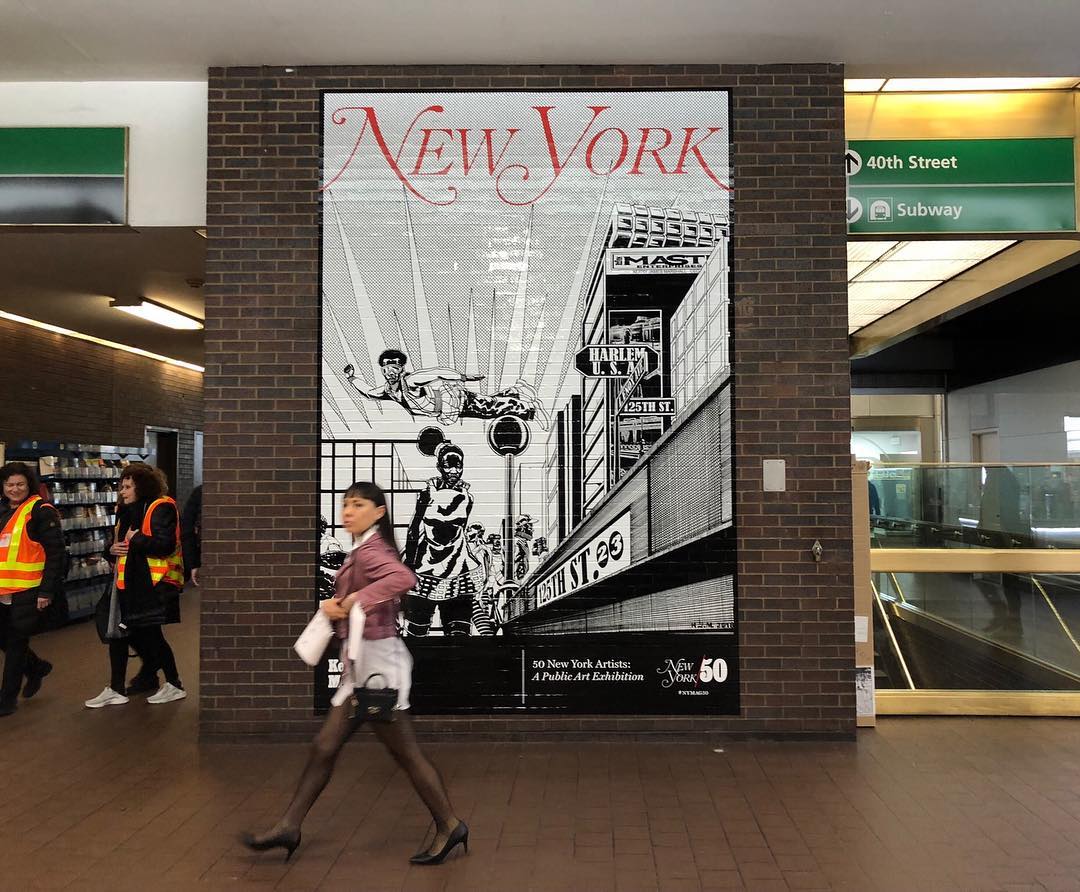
xmin=0 ymin=224 xmax=206 ymax=718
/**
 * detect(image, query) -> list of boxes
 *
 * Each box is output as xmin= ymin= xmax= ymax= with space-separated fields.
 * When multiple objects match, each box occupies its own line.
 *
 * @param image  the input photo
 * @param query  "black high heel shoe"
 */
xmin=241 ymin=829 xmax=302 ymax=862
xmin=409 ymin=820 xmax=469 ymax=865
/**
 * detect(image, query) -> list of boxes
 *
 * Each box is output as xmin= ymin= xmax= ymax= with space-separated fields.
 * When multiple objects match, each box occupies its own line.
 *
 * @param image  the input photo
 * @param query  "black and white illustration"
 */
xmin=319 ymin=91 xmax=738 ymax=713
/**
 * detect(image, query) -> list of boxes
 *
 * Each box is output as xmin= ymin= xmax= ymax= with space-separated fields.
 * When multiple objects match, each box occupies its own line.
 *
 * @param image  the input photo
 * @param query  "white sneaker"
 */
xmin=147 ymin=682 xmax=187 ymax=704
xmin=85 ymin=687 xmax=129 ymax=709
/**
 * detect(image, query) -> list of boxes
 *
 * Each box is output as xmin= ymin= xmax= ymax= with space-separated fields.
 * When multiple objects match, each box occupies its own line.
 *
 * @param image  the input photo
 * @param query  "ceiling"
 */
xmin=0 ymin=227 xmax=205 ymax=364
xmin=3 ymin=0 xmax=1080 ymax=80
xmin=851 ymin=260 xmax=1080 ymax=390
xmin=847 ymin=239 xmax=1016 ymax=333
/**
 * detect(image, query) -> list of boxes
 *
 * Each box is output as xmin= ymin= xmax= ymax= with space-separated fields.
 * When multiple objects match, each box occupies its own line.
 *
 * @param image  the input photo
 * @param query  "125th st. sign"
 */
xmin=575 ymin=344 xmax=659 ymax=378
xmin=533 ymin=509 xmax=631 ymax=608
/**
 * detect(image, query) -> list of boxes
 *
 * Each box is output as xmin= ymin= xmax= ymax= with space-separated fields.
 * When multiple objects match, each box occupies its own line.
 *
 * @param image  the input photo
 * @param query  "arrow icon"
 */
xmin=847 ymin=196 xmax=863 ymax=224
xmin=845 ymin=148 xmax=862 ymax=177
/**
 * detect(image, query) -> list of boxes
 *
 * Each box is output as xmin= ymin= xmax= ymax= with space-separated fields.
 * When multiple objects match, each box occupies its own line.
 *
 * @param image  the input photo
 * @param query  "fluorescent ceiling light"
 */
xmin=849 ymin=280 xmax=938 ymax=304
xmin=887 ymin=239 xmax=1014 ymax=262
xmin=0 ymin=311 xmax=203 ymax=373
xmin=846 ymin=239 xmax=1015 ymax=333
xmin=856 ymin=258 xmax=981 ymax=282
xmin=844 ymin=78 xmax=886 ymax=93
xmin=847 ymin=241 xmax=897 ymax=263
xmin=111 ymin=298 xmax=203 ymax=330
xmin=882 ymin=77 xmax=1080 ymax=93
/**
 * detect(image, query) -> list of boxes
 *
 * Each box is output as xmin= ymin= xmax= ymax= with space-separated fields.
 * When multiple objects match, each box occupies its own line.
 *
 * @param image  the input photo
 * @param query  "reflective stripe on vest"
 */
xmin=116 ymin=497 xmax=184 ymax=590
xmin=0 ymin=496 xmax=47 ymax=595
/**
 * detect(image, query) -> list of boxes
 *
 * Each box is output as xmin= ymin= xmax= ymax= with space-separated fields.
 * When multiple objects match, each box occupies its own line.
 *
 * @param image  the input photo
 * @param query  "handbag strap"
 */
xmin=363 ymin=672 xmax=389 ymax=689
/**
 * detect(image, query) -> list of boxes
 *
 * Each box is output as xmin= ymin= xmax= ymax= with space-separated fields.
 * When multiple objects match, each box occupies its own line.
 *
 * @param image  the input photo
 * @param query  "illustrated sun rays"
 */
xmin=325 ymin=180 xmax=610 ymax=431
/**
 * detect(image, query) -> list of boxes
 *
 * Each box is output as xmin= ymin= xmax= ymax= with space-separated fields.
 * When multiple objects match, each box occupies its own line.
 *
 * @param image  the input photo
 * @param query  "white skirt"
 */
xmin=331 ymin=635 xmax=413 ymax=710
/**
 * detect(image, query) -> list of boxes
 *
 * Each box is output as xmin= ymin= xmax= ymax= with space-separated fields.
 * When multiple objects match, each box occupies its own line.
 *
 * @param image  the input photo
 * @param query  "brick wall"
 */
xmin=0 ymin=316 xmax=203 ymax=504
xmin=203 ymin=64 xmax=852 ymax=739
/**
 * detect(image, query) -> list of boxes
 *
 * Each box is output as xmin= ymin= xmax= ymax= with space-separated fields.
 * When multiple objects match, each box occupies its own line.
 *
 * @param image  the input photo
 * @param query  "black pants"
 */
xmin=0 ymin=591 xmax=49 ymax=704
xmin=403 ymin=595 xmax=473 ymax=636
xmin=109 ymin=625 xmax=180 ymax=691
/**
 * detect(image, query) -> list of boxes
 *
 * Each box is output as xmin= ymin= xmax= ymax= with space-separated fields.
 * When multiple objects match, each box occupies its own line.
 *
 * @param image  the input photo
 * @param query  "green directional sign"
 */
xmin=846 ymin=138 xmax=1075 ymax=234
xmin=0 ymin=127 xmax=127 ymax=224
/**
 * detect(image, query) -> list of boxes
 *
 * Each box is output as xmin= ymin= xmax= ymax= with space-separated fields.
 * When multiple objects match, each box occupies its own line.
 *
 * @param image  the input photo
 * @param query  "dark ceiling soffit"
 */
xmin=847 ymin=246 xmax=1080 ymax=362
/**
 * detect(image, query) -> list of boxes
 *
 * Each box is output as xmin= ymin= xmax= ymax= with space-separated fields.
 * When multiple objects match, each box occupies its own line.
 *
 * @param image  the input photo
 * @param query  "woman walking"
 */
xmin=0 ymin=462 xmax=63 ymax=717
xmin=242 ymin=482 xmax=467 ymax=864
xmin=85 ymin=463 xmax=186 ymax=708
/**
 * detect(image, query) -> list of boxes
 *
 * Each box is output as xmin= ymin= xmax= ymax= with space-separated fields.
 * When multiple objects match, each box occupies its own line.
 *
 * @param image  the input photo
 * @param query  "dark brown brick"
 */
xmin=203 ymin=63 xmax=852 ymax=741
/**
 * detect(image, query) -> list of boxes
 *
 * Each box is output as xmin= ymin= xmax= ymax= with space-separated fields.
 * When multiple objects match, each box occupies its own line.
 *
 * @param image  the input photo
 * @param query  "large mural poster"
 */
xmin=318 ymin=91 xmax=737 ymax=714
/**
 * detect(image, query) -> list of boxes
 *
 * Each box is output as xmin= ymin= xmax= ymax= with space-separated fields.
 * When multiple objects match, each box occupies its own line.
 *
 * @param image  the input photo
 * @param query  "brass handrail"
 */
xmin=1032 ymin=576 xmax=1080 ymax=659
xmin=870 ymin=576 xmax=916 ymax=690
xmin=887 ymin=571 xmax=908 ymax=604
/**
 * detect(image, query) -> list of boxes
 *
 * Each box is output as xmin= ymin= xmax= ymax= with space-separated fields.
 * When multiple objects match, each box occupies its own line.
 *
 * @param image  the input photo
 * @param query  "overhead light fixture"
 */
xmin=110 ymin=297 xmax=204 ymax=330
xmin=883 ymin=76 xmax=1080 ymax=92
xmin=886 ymin=239 xmax=1014 ymax=262
xmin=0 ymin=311 xmax=204 ymax=372
xmin=847 ymin=241 xmax=897 ymax=263
xmin=847 ymin=76 xmax=1080 ymax=94
xmin=844 ymin=78 xmax=886 ymax=93
xmin=847 ymin=239 xmax=1015 ymax=332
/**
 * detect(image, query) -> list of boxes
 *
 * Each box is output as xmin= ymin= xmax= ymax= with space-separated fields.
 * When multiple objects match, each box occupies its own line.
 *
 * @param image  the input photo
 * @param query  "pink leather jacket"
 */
xmin=333 ymin=534 xmax=416 ymax=640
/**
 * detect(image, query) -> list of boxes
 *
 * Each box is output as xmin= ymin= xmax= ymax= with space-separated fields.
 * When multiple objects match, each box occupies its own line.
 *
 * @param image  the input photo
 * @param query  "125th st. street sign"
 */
xmin=846 ymin=138 xmax=1076 ymax=234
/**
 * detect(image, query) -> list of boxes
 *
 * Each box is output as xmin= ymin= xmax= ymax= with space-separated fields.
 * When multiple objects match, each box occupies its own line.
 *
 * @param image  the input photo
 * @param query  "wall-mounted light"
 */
xmin=110 ymin=297 xmax=204 ymax=330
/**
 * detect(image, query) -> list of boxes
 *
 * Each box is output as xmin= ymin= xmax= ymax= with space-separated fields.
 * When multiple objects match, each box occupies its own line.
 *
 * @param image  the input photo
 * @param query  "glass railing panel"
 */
xmin=872 ymin=570 xmax=1080 ymax=690
xmin=867 ymin=463 xmax=1080 ymax=550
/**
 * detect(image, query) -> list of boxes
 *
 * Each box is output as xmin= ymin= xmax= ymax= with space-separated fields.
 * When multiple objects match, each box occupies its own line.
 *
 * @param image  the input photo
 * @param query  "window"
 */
xmin=1066 ymin=416 xmax=1080 ymax=458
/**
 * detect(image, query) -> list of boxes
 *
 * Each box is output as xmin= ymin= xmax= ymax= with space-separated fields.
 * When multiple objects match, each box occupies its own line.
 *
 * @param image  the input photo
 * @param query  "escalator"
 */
xmin=872 ymin=572 xmax=1080 ymax=691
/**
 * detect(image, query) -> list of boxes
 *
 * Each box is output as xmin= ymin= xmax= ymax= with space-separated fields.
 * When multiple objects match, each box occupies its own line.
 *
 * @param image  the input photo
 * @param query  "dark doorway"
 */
xmin=146 ymin=427 xmax=180 ymax=500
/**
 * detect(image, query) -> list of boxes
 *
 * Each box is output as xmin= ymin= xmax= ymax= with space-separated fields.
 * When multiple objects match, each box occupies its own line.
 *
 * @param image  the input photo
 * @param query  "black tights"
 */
xmin=267 ymin=705 xmax=458 ymax=853
xmin=109 ymin=626 xmax=180 ymax=691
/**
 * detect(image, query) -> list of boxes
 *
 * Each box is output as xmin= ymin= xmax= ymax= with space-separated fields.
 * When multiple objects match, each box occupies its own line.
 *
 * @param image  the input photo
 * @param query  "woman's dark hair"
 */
xmin=120 ymin=462 xmax=167 ymax=501
xmin=343 ymin=481 xmax=397 ymax=550
xmin=0 ymin=461 xmax=42 ymax=500
xmin=436 ymin=442 xmax=464 ymax=469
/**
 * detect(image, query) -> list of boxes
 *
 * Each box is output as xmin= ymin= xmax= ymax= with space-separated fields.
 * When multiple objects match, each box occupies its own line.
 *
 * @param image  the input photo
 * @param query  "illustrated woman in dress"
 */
xmin=402 ymin=441 xmax=486 ymax=636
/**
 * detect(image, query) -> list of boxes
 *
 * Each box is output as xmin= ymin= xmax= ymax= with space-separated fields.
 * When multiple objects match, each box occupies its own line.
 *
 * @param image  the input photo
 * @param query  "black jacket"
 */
xmin=0 ymin=497 xmax=66 ymax=600
xmin=180 ymin=485 xmax=202 ymax=578
xmin=104 ymin=499 xmax=183 ymax=627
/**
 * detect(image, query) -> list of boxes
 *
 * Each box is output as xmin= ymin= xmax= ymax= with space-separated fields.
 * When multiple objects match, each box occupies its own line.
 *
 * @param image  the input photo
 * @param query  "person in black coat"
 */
xmin=180 ymin=484 xmax=202 ymax=587
xmin=0 ymin=462 xmax=64 ymax=717
xmin=85 ymin=462 xmax=186 ymax=709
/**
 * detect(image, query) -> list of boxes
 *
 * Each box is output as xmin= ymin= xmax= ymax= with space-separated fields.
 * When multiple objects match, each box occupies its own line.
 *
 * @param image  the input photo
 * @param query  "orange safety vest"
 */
xmin=0 ymin=496 xmax=47 ymax=595
xmin=116 ymin=497 xmax=184 ymax=590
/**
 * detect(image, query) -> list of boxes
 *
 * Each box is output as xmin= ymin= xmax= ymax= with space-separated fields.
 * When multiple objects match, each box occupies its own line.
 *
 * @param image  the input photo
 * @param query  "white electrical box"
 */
xmin=762 ymin=459 xmax=786 ymax=492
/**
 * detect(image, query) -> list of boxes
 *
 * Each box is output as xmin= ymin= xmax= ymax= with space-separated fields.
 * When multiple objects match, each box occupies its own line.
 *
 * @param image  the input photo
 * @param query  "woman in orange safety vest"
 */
xmin=0 ymin=461 xmax=64 ymax=718
xmin=85 ymin=462 xmax=186 ymax=709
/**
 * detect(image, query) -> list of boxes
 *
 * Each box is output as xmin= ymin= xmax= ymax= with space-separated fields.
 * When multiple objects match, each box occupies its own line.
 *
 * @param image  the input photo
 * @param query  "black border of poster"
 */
xmin=314 ymin=88 xmax=737 ymax=716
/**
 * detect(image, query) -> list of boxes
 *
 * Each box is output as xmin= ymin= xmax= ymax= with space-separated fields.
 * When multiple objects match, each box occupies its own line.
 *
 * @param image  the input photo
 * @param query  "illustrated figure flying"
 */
xmin=344 ymin=349 xmax=549 ymax=429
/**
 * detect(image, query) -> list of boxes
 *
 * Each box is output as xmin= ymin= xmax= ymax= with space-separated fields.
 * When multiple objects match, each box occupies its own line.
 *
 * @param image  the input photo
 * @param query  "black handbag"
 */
xmin=349 ymin=673 xmax=398 ymax=724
